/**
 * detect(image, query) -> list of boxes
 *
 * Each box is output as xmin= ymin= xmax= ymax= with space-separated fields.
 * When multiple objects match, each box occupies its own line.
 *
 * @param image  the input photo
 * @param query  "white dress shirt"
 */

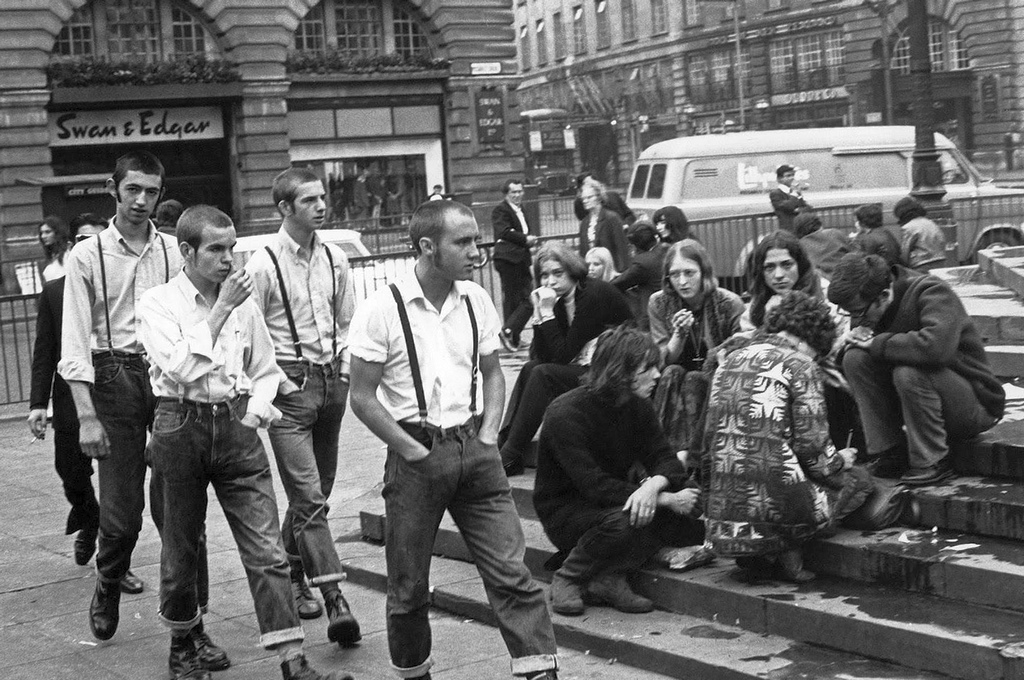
xmin=348 ymin=275 xmax=500 ymax=428
xmin=138 ymin=272 xmax=283 ymax=425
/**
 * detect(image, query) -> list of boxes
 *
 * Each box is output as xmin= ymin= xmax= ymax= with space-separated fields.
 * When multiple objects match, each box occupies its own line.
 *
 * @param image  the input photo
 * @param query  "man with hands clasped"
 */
xmin=534 ymin=327 xmax=706 ymax=617
xmin=349 ymin=200 xmax=559 ymax=680
xmin=139 ymin=205 xmax=352 ymax=680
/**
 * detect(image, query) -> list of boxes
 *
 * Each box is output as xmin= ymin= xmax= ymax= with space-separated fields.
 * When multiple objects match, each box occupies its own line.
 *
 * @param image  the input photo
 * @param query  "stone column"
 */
xmin=233 ymin=80 xmax=292 ymax=232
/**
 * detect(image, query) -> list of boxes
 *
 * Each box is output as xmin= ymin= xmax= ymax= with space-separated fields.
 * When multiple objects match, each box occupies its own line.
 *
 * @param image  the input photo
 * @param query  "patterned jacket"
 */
xmin=700 ymin=333 xmax=846 ymax=557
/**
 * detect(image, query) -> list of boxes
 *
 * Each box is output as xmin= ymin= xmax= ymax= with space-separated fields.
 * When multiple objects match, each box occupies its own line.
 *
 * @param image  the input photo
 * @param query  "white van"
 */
xmin=628 ymin=126 xmax=1024 ymax=277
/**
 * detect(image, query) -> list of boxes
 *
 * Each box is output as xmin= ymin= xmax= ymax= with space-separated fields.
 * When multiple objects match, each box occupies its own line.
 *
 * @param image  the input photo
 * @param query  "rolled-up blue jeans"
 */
xmin=383 ymin=417 xmax=558 ymax=678
xmin=149 ymin=395 xmax=303 ymax=649
xmin=90 ymin=352 xmax=154 ymax=584
xmin=269 ymin=360 xmax=347 ymax=586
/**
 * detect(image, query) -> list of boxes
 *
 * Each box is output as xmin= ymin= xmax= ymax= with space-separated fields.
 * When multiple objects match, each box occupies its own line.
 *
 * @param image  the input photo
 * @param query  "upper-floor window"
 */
xmin=595 ymin=0 xmax=611 ymax=49
xmin=650 ymin=0 xmax=668 ymax=35
xmin=621 ymin=0 xmax=637 ymax=42
xmin=536 ymin=19 xmax=548 ymax=65
xmin=295 ymin=0 xmax=433 ymax=59
xmin=770 ymin=30 xmax=844 ymax=92
xmin=687 ymin=46 xmax=751 ymax=103
xmin=520 ymin=25 xmax=531 ymax=70
xmin=890 ymin=19 xmax=969 ymax=74
xmin=553 ymin=12 xmax=566 ymax=60
xmin=53 ymin=0 xmax=220 ymax=61
xmin=572 ymin=6 xmax=587 ymax=54
xmin=684 ymin=0 xmax=702 ymax=26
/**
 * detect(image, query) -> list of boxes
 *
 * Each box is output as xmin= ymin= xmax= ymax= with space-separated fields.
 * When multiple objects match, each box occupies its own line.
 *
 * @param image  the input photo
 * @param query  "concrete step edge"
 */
xmin=358 ymin=509 xmax=1024 ymax=680
xmin=343 ymin=544 xmax=952 ymax=680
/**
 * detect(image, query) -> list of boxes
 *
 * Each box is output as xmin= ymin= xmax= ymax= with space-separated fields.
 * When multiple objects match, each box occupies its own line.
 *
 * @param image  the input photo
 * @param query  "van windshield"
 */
xmin=679 ymin=151 xmax=909 ymax=200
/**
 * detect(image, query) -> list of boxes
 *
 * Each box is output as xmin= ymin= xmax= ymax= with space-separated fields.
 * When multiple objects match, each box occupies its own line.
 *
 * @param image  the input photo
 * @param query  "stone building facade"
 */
xmin=514 ymin=0 xmax=1024 ymax=188
xmin=0 ymin=0 xmax=522 ymax=292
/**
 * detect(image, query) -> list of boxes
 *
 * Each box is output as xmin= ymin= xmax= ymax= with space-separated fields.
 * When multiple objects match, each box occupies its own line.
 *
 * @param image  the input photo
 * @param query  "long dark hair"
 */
xmin=39 ymin=215 xmax=71 ymax=263
xmin=583 ymin=326 xmax=660 ymax=405
xmin=652 ymin=206 xmax=689 ymax=243
xmin=747 ymin=230 xmax=822 ymax=328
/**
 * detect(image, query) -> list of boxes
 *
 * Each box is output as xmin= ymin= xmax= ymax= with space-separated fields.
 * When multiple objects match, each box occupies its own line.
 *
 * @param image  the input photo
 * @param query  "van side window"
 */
xmin=630 ymin=165 xmax=650 ymax=199
xmin=647 ymin=164 xmax=667 ymax=199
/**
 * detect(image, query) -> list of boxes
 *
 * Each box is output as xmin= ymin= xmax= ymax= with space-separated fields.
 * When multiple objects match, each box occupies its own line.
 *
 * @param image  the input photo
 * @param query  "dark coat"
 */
xmin=30 ymin=278 xmax=78 ymax=430
xmin=866 ymin=266 xmax=1005 ymax=419
xmin=611 ymin=243 xmax=667 ymax=330
xmin=491 ymin=200 xmax=532 ymax=266
xmin=534 ymin=386 xmax=689 ymax=550
xmin=769 ymin=187 xmax=811 ymax=232
xmin=579 ymin=208 xmax=631 ymax=272
xmin=800 ymin=228 xmax=852 ymax=281
xmin=531 ymin=278 xmax=632 ymax=365
xmin=853 ymin=227 xmax=903 ymax=267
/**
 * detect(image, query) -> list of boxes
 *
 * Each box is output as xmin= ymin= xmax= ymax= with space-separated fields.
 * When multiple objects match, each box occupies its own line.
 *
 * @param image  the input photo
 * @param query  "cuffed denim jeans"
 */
xmin=90 ymin=352 xmax=155 ymax=583
xmin=149 ymin=396 xmax=303 ymax=649
xmin=843 ymin=349 xmax=998 ymax=469
xmin=269 ymin=360 xmax=348 ymax=587
xmin=383 ymin=418 xmax=558 ymax=678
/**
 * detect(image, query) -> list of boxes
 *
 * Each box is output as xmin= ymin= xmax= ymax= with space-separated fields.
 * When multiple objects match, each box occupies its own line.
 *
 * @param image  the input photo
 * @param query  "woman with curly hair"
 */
xmin=648 ymin=239 xmax=744 ymax=451
xmin=38 ymin=215 xmax=71 ymax=282
xmin=700 ymin=291 xmax=917 ymax=583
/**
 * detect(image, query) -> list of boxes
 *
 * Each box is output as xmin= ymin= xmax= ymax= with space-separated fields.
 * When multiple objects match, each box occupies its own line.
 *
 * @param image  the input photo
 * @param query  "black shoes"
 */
xmin=325 ymin=591 xmax=362 ymax=647
xmin=499 ymin=328 xmax=519 ymax=352
xmin=502 ymin=457 xmax=525 ymax=477
xmin=290 ymin=562 xmax=323 ymax=620
xmin=89 ymin=578 xmax=121 ymax=640
xmin=120 ymin=569 xmax=145 ymax=594
xmin=189 ymin=621 xmax=230 ymax=671
xmin=280 ymin=654 xmax=354 ymax=680
xmin=170 ymin=633 xmax=212 ymax=680
xmin=74 ymin=526 xmax=98 ymax=566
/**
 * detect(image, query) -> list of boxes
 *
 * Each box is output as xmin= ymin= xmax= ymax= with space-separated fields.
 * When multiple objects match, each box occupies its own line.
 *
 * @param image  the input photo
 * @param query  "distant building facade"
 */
xmin=0 ymin=0 xmax=522 ymax=292
xmin=514 ymin=0 xmax=1024 ymax=187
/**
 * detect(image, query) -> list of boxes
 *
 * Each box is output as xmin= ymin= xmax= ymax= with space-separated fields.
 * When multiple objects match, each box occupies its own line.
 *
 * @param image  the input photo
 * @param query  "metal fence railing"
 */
xmin=0 ymin=294 xmax=39 ymax=406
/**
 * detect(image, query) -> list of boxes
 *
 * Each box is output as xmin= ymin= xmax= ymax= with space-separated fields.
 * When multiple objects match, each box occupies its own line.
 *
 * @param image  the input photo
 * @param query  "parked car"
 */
xmin=627 ymin=126 xmax=1024 ymax=277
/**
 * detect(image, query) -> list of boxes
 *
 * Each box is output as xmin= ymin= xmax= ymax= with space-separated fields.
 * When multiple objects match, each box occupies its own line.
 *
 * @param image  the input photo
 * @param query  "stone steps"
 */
xmin=342 ymin=545 xmax=949 ymax=680
xmin=357 ymin=506 xmax=1024 ymax=679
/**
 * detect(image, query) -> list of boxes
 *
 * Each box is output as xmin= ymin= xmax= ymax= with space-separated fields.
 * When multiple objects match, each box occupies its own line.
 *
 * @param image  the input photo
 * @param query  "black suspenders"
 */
xmin=264 ymin=244 xmax=338 ymax=362
xmin=96 ymin=231 xmax=170 ymax=349
xmin=389 ymin=283 xmax=478 ymax=426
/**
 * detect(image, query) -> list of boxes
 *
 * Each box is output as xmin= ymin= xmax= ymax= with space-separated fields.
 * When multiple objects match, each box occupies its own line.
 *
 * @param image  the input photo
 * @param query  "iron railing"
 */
xmin=0 ymin=294 xmax=40 ymax=406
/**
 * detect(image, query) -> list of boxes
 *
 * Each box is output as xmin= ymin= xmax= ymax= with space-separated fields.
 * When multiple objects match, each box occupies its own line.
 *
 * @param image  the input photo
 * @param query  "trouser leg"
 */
xmin=54 ymin=424 xmax=99 ymax=535
xmin=500 ymin=363 xmax=586 ymax=461
xmin=450 ymin=434 xmax=557 ymax=675
xmin=841 ymin=349 xmax=904 ymax=456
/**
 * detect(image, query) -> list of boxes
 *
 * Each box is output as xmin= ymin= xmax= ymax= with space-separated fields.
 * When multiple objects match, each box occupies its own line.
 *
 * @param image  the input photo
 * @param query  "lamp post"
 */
xmin=907 ymin=0 xmax=957 ymax=264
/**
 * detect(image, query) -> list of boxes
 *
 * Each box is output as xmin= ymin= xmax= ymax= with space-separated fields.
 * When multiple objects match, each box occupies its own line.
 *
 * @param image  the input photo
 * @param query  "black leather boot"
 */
xmin=324 ymin=590 xmax=362 ymax=647
xmin=89 ymin=577 xmax=120 ymax=640
xmin=280 ymin=654 xmax=354 ymax=680
xmin=189 ymin=620 xmax=230 ymax=671
xmin=289 ymin=558 xmax=323 ymax=619
xmin=169 ymin=633 xmax=212 ymax=680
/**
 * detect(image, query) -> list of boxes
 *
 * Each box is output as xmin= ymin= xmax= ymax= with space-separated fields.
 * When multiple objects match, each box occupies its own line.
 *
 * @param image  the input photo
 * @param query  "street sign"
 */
xmin=475 ymin=90 xmax=505 ymax=145
xmin=470 ymin=62 xmax=502 ymax=76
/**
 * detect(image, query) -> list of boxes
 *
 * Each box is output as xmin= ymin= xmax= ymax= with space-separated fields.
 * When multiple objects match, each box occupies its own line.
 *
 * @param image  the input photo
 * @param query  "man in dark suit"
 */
xmin=769 ymin=164 xmax=812 ymax=232
xmin=498 ymin=242 xmax=632 ymax=475
xmin=28 ymin=215 xmax=106 ymax=566
xmin=492 ymin=179 xmax=537 ymax=349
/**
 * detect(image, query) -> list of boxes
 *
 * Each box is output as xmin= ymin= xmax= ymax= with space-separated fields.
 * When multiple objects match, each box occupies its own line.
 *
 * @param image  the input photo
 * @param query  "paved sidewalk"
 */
xmin=0 ymin=354 xmax=669 ymax=680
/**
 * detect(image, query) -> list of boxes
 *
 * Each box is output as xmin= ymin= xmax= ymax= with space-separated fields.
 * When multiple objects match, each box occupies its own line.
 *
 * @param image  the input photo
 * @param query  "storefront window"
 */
xmin=53 ymin=0 xmax=218 ymax=60
xmin=312 ymin=155 xmax=429 ymax=228
xmin=295 ymin=0 xmax=432 ymax=58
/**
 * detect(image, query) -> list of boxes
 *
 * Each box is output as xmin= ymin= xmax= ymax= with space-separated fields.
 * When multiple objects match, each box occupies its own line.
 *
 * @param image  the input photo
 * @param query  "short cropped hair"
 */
xmin=534 ymin=242 xmax=587 ymax=284
xmin=272 ymin=167 xmax=322 ymax=209
xmin=764 ymin=290 xmax=837 ymax=359
xmin=177 ymin=205 xmax=234 ymax=251
xmin=583 ymin=326 xmax=660 ymax=405
xmin=408 ymin=199 xmax=475 ymax=255
xmin=69 ymin=213 xmax=107 ymax=239
xmin=894 ymin=196 xmax=927 ymax=225
xmin=827 ymin=251 xmax=894 ymax=311
xmin=627 ymin=220 xmax=659 ymax=251
xmin=502 ymin=179 xmax=524 ymax=195
xmin=112 ymin=150 xmax=165 ymax=189
xmin=854 ymin=204 xmax=883 ymax=229
xmin=776 ymin=164 xmax=795 ymax=178
xmin=155 ymin=199 xmax=184 ymax=230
